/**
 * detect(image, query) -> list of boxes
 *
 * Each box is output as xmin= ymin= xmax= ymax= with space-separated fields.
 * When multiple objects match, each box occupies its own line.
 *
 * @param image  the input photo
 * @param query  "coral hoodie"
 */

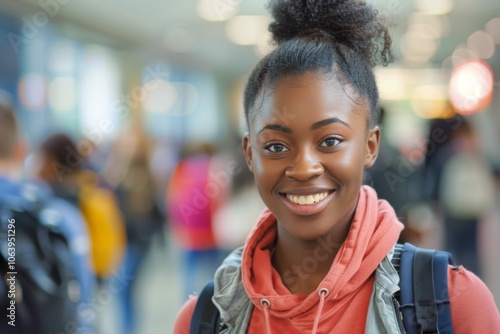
xmin=174 ymin=186 xmax=500 ymax=333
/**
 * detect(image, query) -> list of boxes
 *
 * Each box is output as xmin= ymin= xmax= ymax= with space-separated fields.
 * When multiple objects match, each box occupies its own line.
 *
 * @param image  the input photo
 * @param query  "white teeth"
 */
xmin=306 ymin=195 xmax=314 ymax=205
xmin=286 ymin=192 xmax=329 ymax=205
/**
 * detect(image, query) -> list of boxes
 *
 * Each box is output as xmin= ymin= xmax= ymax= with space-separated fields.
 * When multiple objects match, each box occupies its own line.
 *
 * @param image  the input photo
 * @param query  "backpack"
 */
xmin=189 ymin=243 xmax=455 ymax=334
xmin=0 ymin=182 xmax=79 ymax=334
xmin=77 ymin=171 xmax=127 ymax=278
xmin=392 ymin=243 xmax=454 ymax=334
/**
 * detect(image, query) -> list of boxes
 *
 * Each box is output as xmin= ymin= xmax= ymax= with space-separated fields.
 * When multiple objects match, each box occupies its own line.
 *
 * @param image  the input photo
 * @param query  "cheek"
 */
xmin=251 ymin=151 xmax=285 ymax=195
xmin=252 ymin=164 xmax=277 ymax=207
xmin=331 ymin=143 xmax=367 ymax=182
xmin=250 ymin=150 xmax=265 ymax=176
xmin=251 ymin=152 xmax=274 ymax=185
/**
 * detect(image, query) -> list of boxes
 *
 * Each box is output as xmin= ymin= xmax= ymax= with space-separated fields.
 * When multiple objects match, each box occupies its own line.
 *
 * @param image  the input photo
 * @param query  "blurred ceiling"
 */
xmin=2 ymin=0 xmax=500 ymax=79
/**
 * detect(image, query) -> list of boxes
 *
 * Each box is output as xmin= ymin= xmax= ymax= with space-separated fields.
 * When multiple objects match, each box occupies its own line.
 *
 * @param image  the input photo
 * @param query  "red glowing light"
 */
xmin=449 ymin=59 xmax=494 ymax=115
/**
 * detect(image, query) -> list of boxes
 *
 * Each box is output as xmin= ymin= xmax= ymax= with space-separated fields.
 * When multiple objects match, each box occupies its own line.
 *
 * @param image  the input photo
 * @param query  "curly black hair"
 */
xmin=244 ymin=0 xmax=394 ymax=129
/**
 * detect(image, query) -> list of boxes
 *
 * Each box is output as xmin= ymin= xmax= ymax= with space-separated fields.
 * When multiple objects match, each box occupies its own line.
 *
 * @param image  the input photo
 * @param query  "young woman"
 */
xmin=174 ymin=0 xmax=500 ymax=333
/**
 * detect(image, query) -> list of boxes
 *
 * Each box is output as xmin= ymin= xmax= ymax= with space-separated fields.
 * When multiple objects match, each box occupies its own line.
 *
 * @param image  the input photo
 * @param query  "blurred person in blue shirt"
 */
xmin=0 ymin=90 xmax=96 ymax=333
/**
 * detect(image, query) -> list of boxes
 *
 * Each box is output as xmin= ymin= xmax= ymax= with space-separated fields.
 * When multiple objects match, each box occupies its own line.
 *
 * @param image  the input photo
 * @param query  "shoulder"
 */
xmin=214 ymin=247 xmax=245 ymax=292
xmin=448 ymin=265 xmax=500 ymax=333
xmin=173 ymin=295 xmax=198 ymax=334
xmin=0 ymin=178 xmax=46 ymax=198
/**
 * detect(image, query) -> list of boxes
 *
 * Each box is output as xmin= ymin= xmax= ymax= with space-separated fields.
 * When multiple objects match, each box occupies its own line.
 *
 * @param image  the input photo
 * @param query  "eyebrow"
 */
xmin=258 ymin=124 xmax=292 ymax=135
xmin=258 ymin=117 xmax=350 ymax=135
xmin=311 ymin=117 xmax=350 ymax=130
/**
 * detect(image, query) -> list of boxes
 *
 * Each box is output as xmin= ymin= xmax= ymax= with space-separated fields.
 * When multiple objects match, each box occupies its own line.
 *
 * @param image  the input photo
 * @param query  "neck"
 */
xmin=272 ymin=208 xmax=356 ymax=295
xmin=272 ymin=224 xmax=351 ymax=295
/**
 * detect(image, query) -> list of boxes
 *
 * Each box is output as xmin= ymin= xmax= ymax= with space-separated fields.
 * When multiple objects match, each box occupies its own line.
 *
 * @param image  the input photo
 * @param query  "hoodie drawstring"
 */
xmin=260 ymin=288 xmax=329 ymax=334
xmin=261 ymin=298 xmax=272 ymax=334
xmin=312 ymin=288 xmax=330 ymax=334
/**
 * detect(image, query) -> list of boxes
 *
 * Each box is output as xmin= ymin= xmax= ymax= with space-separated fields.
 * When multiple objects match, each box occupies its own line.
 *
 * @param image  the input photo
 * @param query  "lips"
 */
xmin=279 ymin=188 xmax=336 ymax=216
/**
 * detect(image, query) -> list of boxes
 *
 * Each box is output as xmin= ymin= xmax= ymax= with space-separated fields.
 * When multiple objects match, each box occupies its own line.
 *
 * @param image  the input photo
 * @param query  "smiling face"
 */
xmin=243 ymin=71 xmax=380 ymax=241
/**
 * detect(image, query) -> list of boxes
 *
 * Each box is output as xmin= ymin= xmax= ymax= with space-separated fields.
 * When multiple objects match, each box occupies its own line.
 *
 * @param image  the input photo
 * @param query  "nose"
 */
xmin=285 ymin=147 xmax=324 ymax=181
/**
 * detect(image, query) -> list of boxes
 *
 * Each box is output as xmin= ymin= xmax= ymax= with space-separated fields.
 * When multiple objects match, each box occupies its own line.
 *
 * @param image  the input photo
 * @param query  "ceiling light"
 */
xmin=451 ymin=46 xmax=477 ymax=67
xmin=408 ymin=12 xmax=450 ymax=37
xmin=449 ymin=60 xmax=494 ymax=115
xmin=408 ymin=23 xmax=441 ymax=40
xmin=375 ymin=69 xmax=413 ymax=100
xmin=197 ymin=0 xmax=239 ymax=22
xmin=467 ymin=31 xmax=495 ymax=60
xmin=226 ymin=16 xmax=271 ymax=45
xmin=400 ymin=31 xmax=439 ymax=60
xmin=485 ymin=18 xmax=500 ymax=44
xmin=411 ymin=85 xmax=453 ymax=119
xmin=19 ymin=74 xmax=47 ymax=109
xmin=413 ymin=0 xmax=453 ymax=15
xmin=254 ymin=31 xmax=276 ymax=57
xmin=48 ymin=77 xmax=76 ymax=112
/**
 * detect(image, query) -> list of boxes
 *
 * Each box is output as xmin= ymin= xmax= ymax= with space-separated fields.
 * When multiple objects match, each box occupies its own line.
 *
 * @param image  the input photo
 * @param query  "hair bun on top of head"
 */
xmin=268 ymin=0 xmax=393 ymax=67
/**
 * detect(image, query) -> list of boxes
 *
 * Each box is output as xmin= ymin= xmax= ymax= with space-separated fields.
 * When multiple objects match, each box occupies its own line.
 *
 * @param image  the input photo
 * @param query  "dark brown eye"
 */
xmin=320 ymin=137 xmax=341 ymax=147
xmin=266 ymin=143 xmax=289 ymax=153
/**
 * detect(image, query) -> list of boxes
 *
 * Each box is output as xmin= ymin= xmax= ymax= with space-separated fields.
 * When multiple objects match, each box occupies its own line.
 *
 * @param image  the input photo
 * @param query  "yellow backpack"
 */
xmin=77 ymin=171 xmax=127 ymax=278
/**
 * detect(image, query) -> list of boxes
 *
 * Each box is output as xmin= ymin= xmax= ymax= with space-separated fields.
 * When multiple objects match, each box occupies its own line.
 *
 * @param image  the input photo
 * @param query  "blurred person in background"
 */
xmin=31 ymin=133 xmax=127 ymax=312
xmin=101 ymin=122 xmax=164 ymax=334
xmin=422 ymin=116 xmax=495 ymax=276
xmin=150 ymin=136 xmax=182 ymax=222
xmin=366 ymin=107 xmax=424 ymax=217
xmin=166 ymin=142 xmax=227 ymax=299
xmin=34 ymin=133 xmax=92 ymax=204
xmin=212 ymin=139 xmax=264 ymax=251
xmin=0 ymin=91 xmax=94 ymax=333
xmin=367 ymin=107 xmax=435 ymax=247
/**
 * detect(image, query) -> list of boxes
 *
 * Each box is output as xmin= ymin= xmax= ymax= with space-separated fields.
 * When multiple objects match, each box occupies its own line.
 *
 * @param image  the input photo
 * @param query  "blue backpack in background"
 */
xmin=0 ymin=179 xmax=84 ymax=334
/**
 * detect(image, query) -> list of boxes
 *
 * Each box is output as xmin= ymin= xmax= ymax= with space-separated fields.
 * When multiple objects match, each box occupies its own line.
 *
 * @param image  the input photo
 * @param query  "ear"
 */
xmin=364 ymin=126 xmax=381 ymax=168
xmin=242 ymin=134 xmax=253 ymax=172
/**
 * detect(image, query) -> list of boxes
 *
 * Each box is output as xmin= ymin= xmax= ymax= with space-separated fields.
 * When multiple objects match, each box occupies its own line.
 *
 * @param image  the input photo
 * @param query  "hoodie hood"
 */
xmin=240 ymin=185 xmax=404 ymax=331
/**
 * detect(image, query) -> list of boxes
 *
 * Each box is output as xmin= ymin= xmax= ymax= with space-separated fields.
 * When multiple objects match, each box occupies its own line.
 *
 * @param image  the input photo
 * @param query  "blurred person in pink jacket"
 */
xmin=166 ymin=142 xmax=228 ymax=298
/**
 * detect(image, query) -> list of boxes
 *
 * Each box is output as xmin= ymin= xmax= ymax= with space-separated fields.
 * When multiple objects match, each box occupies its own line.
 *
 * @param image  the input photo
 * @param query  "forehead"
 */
xmin=250 ymin=72 xmax=369 ymax=130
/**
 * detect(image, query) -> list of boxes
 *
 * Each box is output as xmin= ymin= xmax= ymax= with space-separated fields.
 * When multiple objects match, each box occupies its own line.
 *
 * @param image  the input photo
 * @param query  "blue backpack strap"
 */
xmin=397 ymin=243 xmax=454 ymax=334
xmin=432 ymin=251 xmax=454 ymax=333
xmin=413 ymin=248 xmax=438 ymax=333
xmin=399 ymin=242 xmax=418 ymax=334
xmin=190 ymin=280 xmax=221 ymax=334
